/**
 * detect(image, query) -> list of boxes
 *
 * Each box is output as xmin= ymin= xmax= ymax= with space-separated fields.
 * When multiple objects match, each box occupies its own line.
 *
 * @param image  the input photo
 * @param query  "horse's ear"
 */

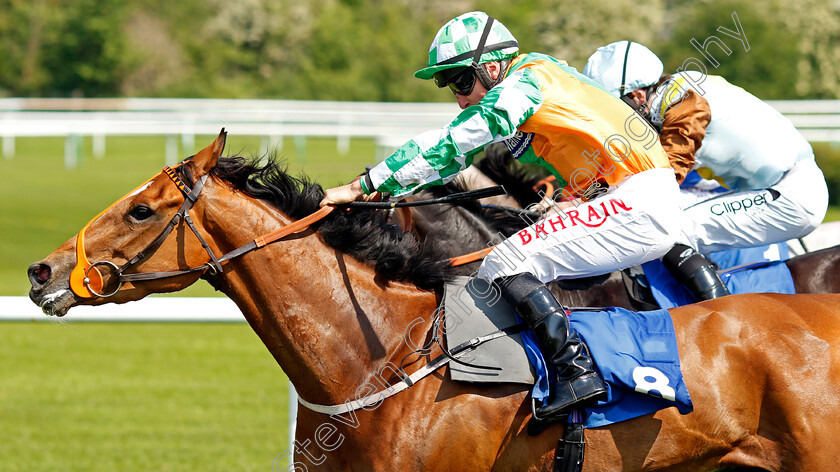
xmin=187 ymin=128 xmax=226 ymax=176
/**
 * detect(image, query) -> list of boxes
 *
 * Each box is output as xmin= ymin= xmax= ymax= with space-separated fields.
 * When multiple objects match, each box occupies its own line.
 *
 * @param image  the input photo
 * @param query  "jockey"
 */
xmin=583 ymin=41 xmax=828 ymax=301
xmin=321 ymin=12 xmax=685 ymax=420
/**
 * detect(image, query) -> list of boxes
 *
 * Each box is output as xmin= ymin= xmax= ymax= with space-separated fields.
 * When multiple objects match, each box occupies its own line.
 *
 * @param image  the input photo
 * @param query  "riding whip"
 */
xmin=341 ymin=185 xmax=507 ymax=209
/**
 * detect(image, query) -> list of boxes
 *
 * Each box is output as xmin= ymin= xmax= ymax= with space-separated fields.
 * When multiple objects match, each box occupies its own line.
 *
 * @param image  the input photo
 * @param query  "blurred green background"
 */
xmin=2 ymin=0 xmax=839 ymax=101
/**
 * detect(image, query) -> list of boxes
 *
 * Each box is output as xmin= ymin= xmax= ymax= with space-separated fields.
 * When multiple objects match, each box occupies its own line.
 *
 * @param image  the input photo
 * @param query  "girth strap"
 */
xmin=297 ymin=323 xmax=525 ymax=416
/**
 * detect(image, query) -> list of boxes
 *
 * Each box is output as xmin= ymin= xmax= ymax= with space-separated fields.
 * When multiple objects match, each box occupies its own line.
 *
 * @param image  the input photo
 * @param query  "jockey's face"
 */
xmin=625 ymin=89 xmax=650 ymax=110
xmin=454 ymin=62 xmax=501 ymax=110
xmin=621 ymin=88 xmax=657 ymax=122
xmin=455 ymin=78 xmax=488 ymax=109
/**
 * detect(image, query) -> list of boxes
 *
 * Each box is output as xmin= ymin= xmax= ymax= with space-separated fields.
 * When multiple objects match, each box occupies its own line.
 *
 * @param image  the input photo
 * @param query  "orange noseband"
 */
xmin=68 ymin=171 xmax=165 ymax=298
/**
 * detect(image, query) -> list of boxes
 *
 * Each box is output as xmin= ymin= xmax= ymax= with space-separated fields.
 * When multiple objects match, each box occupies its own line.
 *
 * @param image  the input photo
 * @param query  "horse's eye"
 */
xmin=129 ymin=205 xmax=154 ymax=221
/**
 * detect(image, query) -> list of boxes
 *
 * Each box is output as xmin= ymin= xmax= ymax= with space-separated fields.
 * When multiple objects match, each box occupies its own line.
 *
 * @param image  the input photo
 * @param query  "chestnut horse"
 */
xmin=28 ymin=132 xmax=840 ymax=471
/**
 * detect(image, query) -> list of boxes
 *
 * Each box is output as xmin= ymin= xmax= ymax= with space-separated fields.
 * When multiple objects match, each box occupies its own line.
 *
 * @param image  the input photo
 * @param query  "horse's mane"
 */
xmin=186 ymin=155 xmax=452 ymax=290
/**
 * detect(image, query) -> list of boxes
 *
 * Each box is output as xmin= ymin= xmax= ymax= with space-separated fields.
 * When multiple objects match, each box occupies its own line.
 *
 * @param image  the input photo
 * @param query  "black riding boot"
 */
xmin=662 ymin=243 xmax=730 ymax=301
xmin=496 ymin=273 xmax=607 ymax=421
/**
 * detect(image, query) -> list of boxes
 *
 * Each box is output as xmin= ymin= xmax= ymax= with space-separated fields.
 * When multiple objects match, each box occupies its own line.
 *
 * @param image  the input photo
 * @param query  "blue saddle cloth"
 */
xmin=642 ymin=243 xmax=795 ymax=309
xmin=519 ymin=243 xmax=792 ymax=428
xmin=520 ymin=307 xmax=694 ymax=429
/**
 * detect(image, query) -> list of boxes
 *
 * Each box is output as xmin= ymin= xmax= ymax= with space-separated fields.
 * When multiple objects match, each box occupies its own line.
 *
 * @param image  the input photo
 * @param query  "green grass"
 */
xmin=0 ymin=135 xmax=377 ymax=296
xmin=0 ymin=321 xmax=290 ymax=472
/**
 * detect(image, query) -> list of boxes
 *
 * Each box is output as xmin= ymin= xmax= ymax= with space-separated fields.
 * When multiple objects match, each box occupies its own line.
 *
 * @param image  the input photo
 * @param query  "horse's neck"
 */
xmin=412 ymin=204 xmax=502 ymax=256
xmin=202 ymin=193 xmax=439 ymax=404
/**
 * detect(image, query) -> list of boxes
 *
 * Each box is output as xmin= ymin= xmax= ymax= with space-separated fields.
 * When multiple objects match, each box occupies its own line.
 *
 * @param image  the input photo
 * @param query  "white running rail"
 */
xmin=2 ymin=98 xmax=838 ymax=168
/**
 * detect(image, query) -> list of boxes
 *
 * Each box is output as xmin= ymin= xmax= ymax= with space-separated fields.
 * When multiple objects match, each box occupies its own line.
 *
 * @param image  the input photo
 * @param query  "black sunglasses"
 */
xmin=433 ymin=67 xmax=477 ymax=96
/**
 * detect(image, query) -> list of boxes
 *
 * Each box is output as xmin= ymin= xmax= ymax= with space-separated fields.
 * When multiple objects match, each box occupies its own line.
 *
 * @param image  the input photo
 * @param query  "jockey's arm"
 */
xmin=362 ymin=68 xmax=543 ymax=199
xmin=658 ymin=90 xmax=711 ymax=184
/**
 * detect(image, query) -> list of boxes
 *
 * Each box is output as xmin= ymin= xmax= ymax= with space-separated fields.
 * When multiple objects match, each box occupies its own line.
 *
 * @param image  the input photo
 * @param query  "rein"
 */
xmin=448 ymin=179 xmax=558 ymax=267
xmin=343 ymin=185 xmax=506 ymax=209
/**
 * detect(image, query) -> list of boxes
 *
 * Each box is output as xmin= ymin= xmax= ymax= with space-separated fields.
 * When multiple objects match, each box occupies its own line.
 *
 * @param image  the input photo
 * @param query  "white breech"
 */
xmin=477 ymin=168 xmax=683 ymax=283
xmin=678 ymin=158 xmax=828 ymax=253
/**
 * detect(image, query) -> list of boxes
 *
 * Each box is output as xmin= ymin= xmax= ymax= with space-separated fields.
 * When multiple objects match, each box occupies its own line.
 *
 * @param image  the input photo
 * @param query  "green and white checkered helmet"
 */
xmin=414 ymin=11 xmax=519 ymax=80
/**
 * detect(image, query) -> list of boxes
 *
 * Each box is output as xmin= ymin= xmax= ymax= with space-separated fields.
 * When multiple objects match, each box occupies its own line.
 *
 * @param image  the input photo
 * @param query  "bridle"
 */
xmin=69 ymin=162 xmax=334 ymax=299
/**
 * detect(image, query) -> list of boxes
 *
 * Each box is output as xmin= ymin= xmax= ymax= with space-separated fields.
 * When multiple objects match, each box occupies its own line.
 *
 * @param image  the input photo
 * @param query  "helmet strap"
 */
xmin=617 ymin=41 xmax=658 ymax=128
xmin=621 ymin=92 xmax=657 ymax=128
xmin=470 ymin=16 xmax=496 ymax=68
xmin=436 ymin=15 xmax=517 ymax=92
xmin=471 ymin=16 xmax=507 ymax=91
xmin=474 ymin=59 xmax=510 ymax=90
xmin=618 ymin=40 xmax=633 ymax=96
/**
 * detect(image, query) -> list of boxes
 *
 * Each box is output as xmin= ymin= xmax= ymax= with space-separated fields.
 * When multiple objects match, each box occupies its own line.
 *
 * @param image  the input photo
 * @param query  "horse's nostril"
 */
xmin=28 ymin=263 xmax=52 ymax=286
xmin=37 ymin=265 xmax=51 ymax=283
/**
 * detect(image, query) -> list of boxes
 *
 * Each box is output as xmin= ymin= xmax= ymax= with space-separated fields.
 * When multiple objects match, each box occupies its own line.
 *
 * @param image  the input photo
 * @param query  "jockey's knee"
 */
xmin=792 ymin=204 xmax=825 ymax=239
xmin=804 ymin=213 xmax=823 ymax=236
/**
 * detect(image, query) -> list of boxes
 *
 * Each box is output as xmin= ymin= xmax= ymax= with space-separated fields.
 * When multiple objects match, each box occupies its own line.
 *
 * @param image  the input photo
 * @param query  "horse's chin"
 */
xmin=32 ymin=288 xmax=76 ymax=317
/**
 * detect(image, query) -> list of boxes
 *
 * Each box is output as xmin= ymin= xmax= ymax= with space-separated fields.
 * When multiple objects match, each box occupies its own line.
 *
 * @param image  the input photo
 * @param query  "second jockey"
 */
xmin=583 ymin=40 xmax=828 ymax=301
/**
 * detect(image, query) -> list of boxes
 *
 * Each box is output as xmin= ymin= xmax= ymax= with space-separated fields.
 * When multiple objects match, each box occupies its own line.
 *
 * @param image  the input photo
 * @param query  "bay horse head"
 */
xmin=28 ymin=128 xmax=447 ymax=324
xmin=27 ymin=129 xmax=454 ymax=433
xmin=28 ymin=130 xmax=229 ymax=316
